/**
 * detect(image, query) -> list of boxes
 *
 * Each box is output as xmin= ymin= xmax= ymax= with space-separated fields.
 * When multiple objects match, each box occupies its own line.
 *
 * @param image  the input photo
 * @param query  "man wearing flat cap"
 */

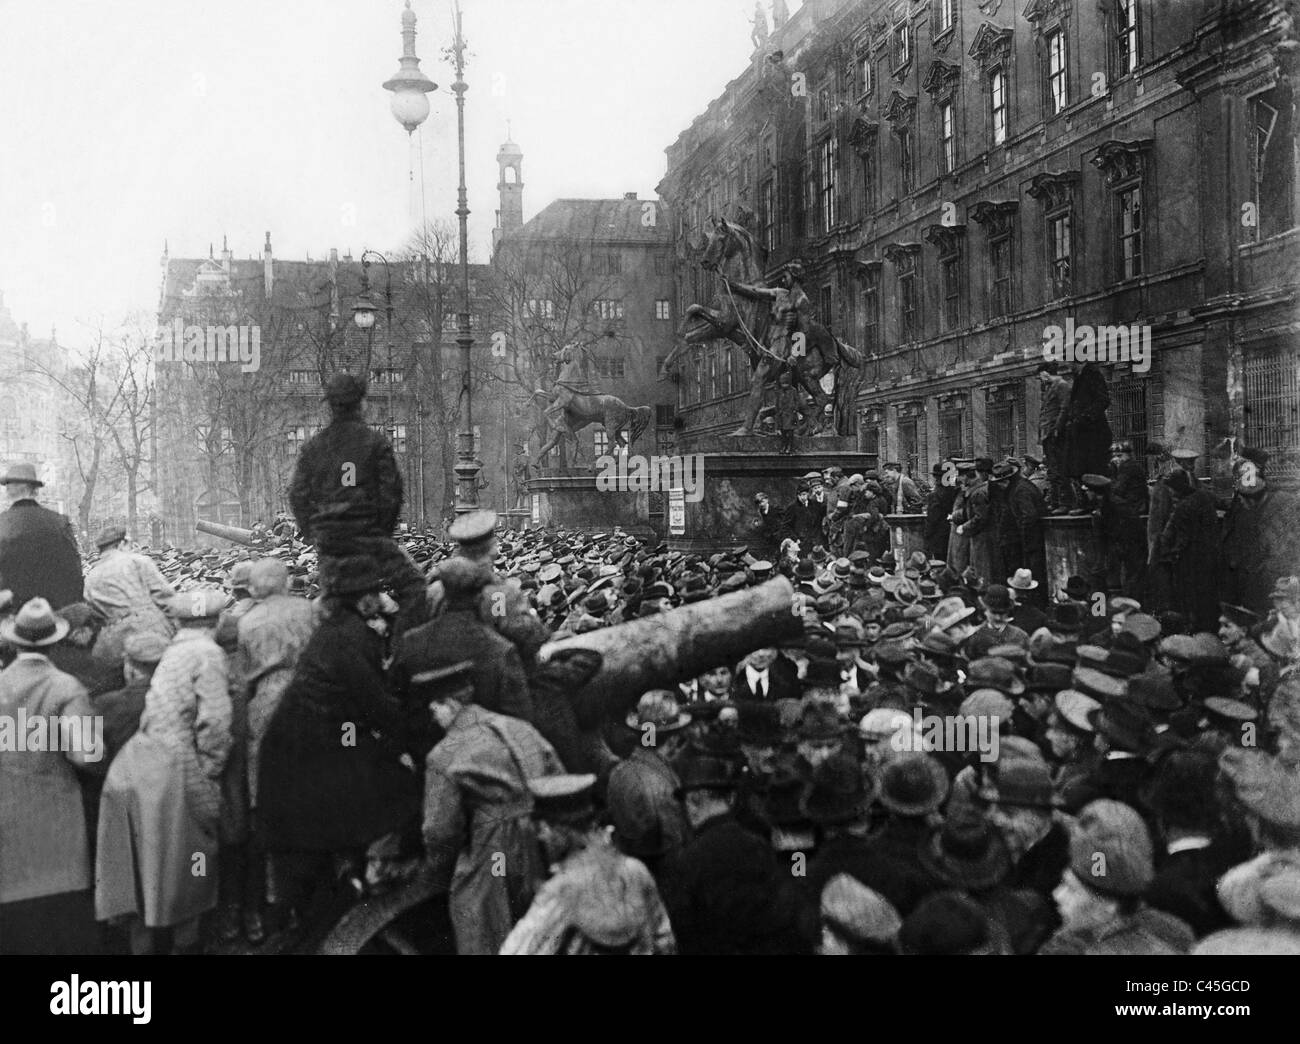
xmin=391 ymin=556 xmax=532 ymax=745
xmin=288 ymin=373 xmax=428 ymax=634
xmin=0 ymin=462 xmax=83 ymax=610
xmin=85 ymin=525 xmax=176 ymax=657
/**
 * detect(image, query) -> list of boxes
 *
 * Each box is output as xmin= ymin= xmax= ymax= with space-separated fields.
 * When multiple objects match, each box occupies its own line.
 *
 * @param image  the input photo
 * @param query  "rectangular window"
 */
xmin=1118 ymin=185 xmax=1143 ymax=279
xmin=594 ymin=429 xmax=610 ymax=456
xmin=938 ymin=0 xmax=955 ymax=34
xmin=862 ymin=268 xmax=880 ymax=354
xmin=1251 ymin=87 xmax=1297 ymax=240
xmin=987 ymin=400 xmax=1016 ymax=460
xmin=818 ymin=87 xmax=832 ymax=123
xmin=941 ymin=252 xmax=962 ymax=330
xmin=862 ymin=146 xmax=877 ymax=212
xmin=656 ymin=404 xmax=676 ymax=427
xmin=527 ymin=298 xmax=554 ymax=319
xmin=368 ymin=369 xmax=403 ymax=384
xmin=655 ymin=299 xmax=671 ymax=320
xmin=1049 ymin=211 xmax=1072 ymax=297
xmin=990 ymin=235 xmax=1012 ymax=316
xmin=1115 ymin=0 xmax=1139 ymax=76
xmin=653 ymin=255 xmax=666 ymax=275
xmin=760 ymin=178 xmax=776 ymax=251
xmin=894 ymin=21 xmax=910 ymax=69
xmin=990 ymin=68 xmax=1008 ymax=145
xmin=940 ymin=102 xmax=955 ymax=174
xmin=593 ymin=299 xmax=625 ymax=320
xmin=1047 ymin=29 xmax=1067 ymax=115
xmin=860 ymin=56 xmax=873 ymax=97
xmin=288 ymin=370 xmax=319 ymax=384
xmin=820 ymin=137 xmax=839 ymax=231
xmin=819 ymin=285 xmax=833 ymax=327
xmin=392 ymin=424 xmax=407 ymax=454
xmin=594 ymin=357 xmax=626 ymax=379
xmin=898 ymin=129 xmax=914 ymax=194
xmin=938 ymin=409 xmax=966 ymax=459
xmin=900 ymin=269 xmax=919 ymax=342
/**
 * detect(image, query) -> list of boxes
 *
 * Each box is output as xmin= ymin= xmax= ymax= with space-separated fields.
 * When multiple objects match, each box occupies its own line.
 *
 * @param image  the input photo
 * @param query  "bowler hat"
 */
xmin=978 ymin=757 xmax=1061 ymax=809
xmin=625 ymin=690 xmax=692 ymax=734
xmin=0 ymin=462 xmax=43 ymax=487
xmin=878 ymin=753 xmax=949 ymax=817
xmin=980 ymin=584 xmax=1013 ymax=613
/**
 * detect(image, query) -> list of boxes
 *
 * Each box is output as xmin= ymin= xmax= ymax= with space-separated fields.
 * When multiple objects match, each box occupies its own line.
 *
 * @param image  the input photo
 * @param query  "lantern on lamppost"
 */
xmin=383 ymin=2 xmax=438 ymax=134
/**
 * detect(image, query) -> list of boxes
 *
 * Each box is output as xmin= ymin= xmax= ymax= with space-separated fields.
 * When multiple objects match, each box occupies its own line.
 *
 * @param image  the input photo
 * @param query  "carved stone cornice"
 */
xmin=968 ymin=21 xmax=1014 ymax=68
xmin=882 ymin=89 xmax=917 ymax=126
xmin=1024 ymin=0 xmax=1071 ymax=33
xmin=854 ymin=258 xmax=883 ymax=281
xmin=883 ymin=241 xmax=921 ymax=268
xmin=922 ymin=60 xmax=961 ymax=102
xmin=847 ymin=115 xmax=880 ymax=153
xmin=1090 ymin=139 xmax=1154 ymax=186
xmin=1027 ymin=170 xmax=1080 ymax=209
xmin=969 ymin=200 xmax=1019 ymax=235
xmin=921 ymin=223 xmax=967 ymax=254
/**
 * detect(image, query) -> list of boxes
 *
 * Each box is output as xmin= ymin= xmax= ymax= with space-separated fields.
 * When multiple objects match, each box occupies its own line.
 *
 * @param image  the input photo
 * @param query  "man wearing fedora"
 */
xmin=989 ymin=458 xmax=1047 ymax=605
xmin=1006 ymin=569 xmax=1048 ymax=635
xmin=606 ymin=690 xmax=693 ymax=879
xmin=0 ymin=462 xmax=83 ymax=610
xmin=964 ymin=584 xmax=1029 ymax=661
xmin=0 ymin=598 xmax=104 ymax=954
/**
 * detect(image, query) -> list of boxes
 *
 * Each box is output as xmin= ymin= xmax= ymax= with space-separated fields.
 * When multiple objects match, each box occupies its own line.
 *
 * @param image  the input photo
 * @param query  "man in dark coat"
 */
xmin=257 ymin=554 xmax=421 ymax=907
xmin=783 ymin=481 xmax=824 ymax=553
xmin=287 ymin=375 xmax=427 ymax=635
xmin=751 ymin=492 xmax=783 ymax=557
xmin=661 ymin=754 xmax=800 ymax=954
xmin=0 ymin=463 xmax=83 ymax=609
xmin=1037 ymin=363 xmax=1073 ymax=512
xmin=1221 ymin=448 xmax=1300 ymax=615
xmin=989 ymin=460 xmax=1048 ymax=600
xmin=924 ymin=462 xmax=959 ymax=563
xmin=1158 ymin=469 xmax=1221 ymax=633
xmin=1060 ymin=363 xmax=1113 ymax=506
xmin=1108 ymin=441 xmax=1149 ymax=598
xmin=389 ymin=556 xmax=532 ymax=758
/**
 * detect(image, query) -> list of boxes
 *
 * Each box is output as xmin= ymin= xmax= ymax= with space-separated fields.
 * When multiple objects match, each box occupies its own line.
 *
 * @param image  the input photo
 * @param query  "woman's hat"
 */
xmin=0 ymin=597 xmax=69 ymax=647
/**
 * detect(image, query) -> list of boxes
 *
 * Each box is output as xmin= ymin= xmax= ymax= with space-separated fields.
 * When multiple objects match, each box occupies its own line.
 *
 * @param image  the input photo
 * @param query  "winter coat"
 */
xmin=0 ymin=499 xmax=84 ymax=609
xmin=257 ymin=605 xmax=420 ymax=851
xmin=1222 ymin=486 xmax=1300 ymax=614
xmin=1160 ymin=486 xmax=1222 ymax=632
xmin=1060 ymin=364 xmax=1113 ymax=478
xmin=288 ymin=416 xmax=403 ymax=550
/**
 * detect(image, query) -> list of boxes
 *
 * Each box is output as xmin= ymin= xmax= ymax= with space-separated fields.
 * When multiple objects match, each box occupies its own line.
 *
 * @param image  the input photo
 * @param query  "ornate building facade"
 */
xmin=658 ymin=0 xmax=1299 ymax=488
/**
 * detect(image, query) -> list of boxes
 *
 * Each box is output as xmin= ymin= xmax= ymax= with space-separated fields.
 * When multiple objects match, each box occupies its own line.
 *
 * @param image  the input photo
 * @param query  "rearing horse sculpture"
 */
xmin=534 ymin=342 xmax=652 ymax=465
xmin=662 ymin=215 xmax=861 ymax=436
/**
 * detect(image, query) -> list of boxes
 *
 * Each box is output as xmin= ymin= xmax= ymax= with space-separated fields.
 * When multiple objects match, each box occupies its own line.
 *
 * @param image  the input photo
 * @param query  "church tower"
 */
xmin=493 ymin=136 xmax=523 ymax=252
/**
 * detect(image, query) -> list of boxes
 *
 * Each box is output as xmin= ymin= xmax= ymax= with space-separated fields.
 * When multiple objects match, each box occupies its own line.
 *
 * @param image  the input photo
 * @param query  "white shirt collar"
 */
xmin=745 ymin=664 xmax=769 ymax=689
xmin=1167 ymin=836 xmax=1213 ymax=854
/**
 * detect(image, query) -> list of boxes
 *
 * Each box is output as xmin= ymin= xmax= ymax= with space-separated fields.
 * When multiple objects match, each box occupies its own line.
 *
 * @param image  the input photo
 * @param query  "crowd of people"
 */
xmin=1 ymin=373 xmax=1299 ymax=956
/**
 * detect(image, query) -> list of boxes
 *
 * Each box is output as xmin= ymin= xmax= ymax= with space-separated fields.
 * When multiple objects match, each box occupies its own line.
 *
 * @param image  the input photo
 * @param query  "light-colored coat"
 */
xmin=95 ymin=629 xmax=231 ymax=928
xmin=423 ymin=704 xmax=563 ymax=955
xmin=0 ymin=654 xmax=99 ymax=904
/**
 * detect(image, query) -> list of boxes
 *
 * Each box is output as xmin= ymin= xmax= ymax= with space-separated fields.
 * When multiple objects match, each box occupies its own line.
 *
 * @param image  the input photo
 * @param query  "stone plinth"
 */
xmin=885 ymin=514 xmax=928 ymax=564
xmin=1044 ymin=514 xmax=1102 ymax=598
xmin=525 ymin=469 xmax=656 ymax=539
xmin=670 ymin=436 xmax=876 ymax=552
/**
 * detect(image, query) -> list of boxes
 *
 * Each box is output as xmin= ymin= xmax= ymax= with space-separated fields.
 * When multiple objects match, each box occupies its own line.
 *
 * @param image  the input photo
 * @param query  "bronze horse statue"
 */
xmin=662 ymin=215 xmax=861 ymax=436
xmin=533 ymin=344 xmax=652 ymax=465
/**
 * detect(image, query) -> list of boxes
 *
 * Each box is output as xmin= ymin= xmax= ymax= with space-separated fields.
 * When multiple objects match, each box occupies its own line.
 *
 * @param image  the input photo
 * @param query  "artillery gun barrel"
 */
xmin=196 ymin=520 xmax=259 ymax=546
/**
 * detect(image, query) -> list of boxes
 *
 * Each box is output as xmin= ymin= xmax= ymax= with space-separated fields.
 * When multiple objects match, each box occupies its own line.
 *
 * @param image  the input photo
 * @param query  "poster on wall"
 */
xmin=668 ymin=487 xmax=685 ymax=536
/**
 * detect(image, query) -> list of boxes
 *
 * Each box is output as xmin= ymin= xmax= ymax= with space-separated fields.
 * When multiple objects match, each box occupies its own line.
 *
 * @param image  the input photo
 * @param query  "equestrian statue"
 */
xmin=533 ymin=341 xmax=651 ymax=466
xmin=661 ymin=214 xmax=861 ymax=437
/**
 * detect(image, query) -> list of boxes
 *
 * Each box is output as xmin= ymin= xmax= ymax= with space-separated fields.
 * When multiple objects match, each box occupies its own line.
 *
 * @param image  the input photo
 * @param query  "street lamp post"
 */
xmin=352 ymin=251 xmax=396 ymax=439
xmin=447 ymin=0 xmax=480 ymax=514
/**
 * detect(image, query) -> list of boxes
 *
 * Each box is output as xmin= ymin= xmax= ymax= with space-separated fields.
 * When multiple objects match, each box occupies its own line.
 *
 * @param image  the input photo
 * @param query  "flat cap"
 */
xmin=95 ymin=525 xmax=127 ymax=549
xmin=528 ymin=773 xmax=598 ymax=824
xmin=123 ymin=631 xmax=170 ymax=665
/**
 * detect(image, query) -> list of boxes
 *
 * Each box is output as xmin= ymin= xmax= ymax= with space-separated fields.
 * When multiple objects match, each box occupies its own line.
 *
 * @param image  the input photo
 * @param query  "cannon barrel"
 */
xmin=196 ymin=520 xmax=259 ymax=546
xmin=538 ymin=575 xmax=800 ymax=718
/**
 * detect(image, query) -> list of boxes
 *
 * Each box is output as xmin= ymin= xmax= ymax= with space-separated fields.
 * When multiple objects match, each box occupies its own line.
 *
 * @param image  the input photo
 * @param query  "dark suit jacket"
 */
xmin=731 ymin=655 xmax=800 ymax=702
xmin=390 ymin=607 xmax=533 ymax=732
xmin=0 ymin=499 xmax=84 ymax=609
xmin=662 ymin=812 xmax=801 ymax=955
xmin=1145 ymin=841 xmax=1236 ymax=938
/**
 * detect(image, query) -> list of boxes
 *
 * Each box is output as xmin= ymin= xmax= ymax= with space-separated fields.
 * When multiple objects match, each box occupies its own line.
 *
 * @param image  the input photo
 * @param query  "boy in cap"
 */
xmin=1041 ymin=799 xmax=1195 ymax=954
xmin=501 ymin=774 xmax=676 ymax=954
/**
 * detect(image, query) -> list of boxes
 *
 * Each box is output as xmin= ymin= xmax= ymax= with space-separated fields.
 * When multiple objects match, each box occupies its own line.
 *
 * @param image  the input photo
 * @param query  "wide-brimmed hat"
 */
xmin=966 ymin=657 xmax=1025 ymax=696
xmin=0 ymin=462 xmax=43 ymax=487
xmin=1054 ymin=690 xmax=1101 ymax=732
xmin=0 ymin=597 xmax=69 ymax=647
xmin=624 ymin=689 xmax=692 ymax=734
xmin=978 ymin=757 xmax=1062 ymax=809
xmin=920 ymin=807 xmax=1013 ymax=890
xmin=1006 ymin=569 xmax=1038 ymax=591
xmin=800 ymin=753 xmax=877 ymax=825
xmin=1088 ymin=700 xmax=1154 ymax=753
xmin=878 ymin=753 xmax=950 ymax=817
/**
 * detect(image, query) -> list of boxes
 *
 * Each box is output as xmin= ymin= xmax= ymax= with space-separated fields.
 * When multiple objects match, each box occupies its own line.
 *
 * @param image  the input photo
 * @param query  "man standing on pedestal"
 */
xmin=288 ymin=374 xmax=428 ymax=636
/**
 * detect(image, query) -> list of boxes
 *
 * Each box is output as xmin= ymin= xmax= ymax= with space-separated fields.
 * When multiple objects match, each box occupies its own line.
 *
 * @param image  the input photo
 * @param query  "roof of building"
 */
xmin=511 ymin=198 xmax=672 ymax=246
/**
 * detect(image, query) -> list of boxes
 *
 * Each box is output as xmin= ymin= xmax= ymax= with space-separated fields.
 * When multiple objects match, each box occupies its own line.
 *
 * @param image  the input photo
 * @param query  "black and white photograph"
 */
xmin=1 ymin=0 xmax=1299 ymax=981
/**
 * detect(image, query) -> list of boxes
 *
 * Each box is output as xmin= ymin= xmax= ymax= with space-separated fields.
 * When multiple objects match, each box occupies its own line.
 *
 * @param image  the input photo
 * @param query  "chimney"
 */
xmin=263 ymin=231 xmax=273 ymax=298
xmin=221 ymin=234 xmax=232 ymax=273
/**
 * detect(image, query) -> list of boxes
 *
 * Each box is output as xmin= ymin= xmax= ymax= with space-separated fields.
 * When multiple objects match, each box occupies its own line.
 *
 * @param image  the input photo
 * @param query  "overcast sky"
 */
xmin=0 ymin=0 xmax=792 ymax=349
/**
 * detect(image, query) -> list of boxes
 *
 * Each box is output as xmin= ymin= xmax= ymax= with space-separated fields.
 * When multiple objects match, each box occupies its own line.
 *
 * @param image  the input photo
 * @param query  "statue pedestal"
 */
xmin=669 ymin=434 xmax=876 ymax=553
xmin=525 ymin=469 xmax=656 ymax=540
